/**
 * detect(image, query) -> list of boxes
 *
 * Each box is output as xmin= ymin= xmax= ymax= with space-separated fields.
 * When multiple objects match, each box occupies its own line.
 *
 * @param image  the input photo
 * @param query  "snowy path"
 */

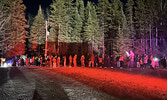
xmin=0 ymin=67 xmax=117 ymax=100
xmin=42 ymin=67 xmax=167 ymax=100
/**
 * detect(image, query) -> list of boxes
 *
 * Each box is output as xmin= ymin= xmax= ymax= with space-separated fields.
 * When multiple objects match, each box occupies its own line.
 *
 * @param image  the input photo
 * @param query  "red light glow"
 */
xmin=31 ymin=66 xmax=167 ymax=100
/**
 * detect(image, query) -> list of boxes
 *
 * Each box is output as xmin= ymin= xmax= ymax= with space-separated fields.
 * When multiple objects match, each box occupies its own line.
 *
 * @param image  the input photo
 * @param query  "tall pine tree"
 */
xmin=125 ymin=0 xmax=134 ymax=36
xmin=29 ymin=5 xmax=45 ymax=51
xmin=0 ymin=0 xmax=11 ymax=56
xmin=65 ymin=0 xmax=74 ymax=42
xmin=113 ymin=4 xmax=131 ymax=57
xmin=49 ymin=0 xmax=70 ymax=42
xmin=84 ymin=2 xmax=101 ymax=52
xmin=71 ymin=7 xmax=82 ymax=42
xmin=5 ymin=0 xmax=28 ymax=57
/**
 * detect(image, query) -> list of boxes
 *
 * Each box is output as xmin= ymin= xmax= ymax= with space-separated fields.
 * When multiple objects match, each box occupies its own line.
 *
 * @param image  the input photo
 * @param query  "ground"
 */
xmin=0 ymin=66 xmax=167 ymax=100
xmin=0 ymin=67 xmax=117 ymax=100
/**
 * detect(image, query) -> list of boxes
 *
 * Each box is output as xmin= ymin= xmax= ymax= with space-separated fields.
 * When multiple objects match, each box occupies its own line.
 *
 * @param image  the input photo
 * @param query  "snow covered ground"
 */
xmin=0 ymin=67 xmax=117 ymax=100
xmin=1 ymin=66 xmax=167 ymax=100
xmin=40 ymin=66 xmax=167 ymax=100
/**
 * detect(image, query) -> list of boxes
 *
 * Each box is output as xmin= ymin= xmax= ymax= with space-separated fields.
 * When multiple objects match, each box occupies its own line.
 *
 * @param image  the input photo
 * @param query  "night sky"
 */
xmin=23 ymin=0 xmax=127 ymax=16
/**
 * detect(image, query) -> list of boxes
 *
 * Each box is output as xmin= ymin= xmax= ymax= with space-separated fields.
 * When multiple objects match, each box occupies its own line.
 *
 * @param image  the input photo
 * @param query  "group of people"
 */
xmin=20 ymin=53 xmax=104 ymax=68
xmin=116 ymin=51 xmax=167 ymax=69
xmin=9 ymin=50 xmax=167 ymax=69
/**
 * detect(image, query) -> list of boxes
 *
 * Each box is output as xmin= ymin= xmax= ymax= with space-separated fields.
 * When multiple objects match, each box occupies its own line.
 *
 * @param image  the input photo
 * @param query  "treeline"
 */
xmin=29 ymin=0 xmax=167 ymax=57
xmin=1 ymin=0 xmax=167 ymax=58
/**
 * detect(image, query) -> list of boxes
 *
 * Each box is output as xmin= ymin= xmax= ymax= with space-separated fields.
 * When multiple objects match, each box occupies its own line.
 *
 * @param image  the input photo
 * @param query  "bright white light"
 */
xmin=126 ymin=51 xmax=129 ymax=57
xmin=2 ymin=63 xmax=8 ymax=67
xmin=154 ymin=57 xmax=159 ymax=61
xmin=8 ymin=63 xmax=12 ymax=67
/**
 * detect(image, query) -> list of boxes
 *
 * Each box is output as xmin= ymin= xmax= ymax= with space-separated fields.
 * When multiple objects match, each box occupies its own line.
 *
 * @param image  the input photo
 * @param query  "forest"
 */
xmin=0 ymin=0 xmax=167 ymax=58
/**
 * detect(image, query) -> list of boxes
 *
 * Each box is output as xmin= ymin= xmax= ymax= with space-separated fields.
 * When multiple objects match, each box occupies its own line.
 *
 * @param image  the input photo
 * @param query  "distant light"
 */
xmin=126 ymin=51 xmax=129 ymax=57
xmin=3 ymin=63 xmax=8 ymax=67
xmin=21 ymin=55 xmax=26 ymax=61
xmin=7 ymin=60 xmax=13 ymax=64
xmin=2 ymin=58 xmax=5 ymax=62
xmin=154 ymin=57 xmax=159 ymax=61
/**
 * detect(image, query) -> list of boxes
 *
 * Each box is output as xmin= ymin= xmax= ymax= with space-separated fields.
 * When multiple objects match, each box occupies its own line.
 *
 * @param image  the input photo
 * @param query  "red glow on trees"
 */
xmin=5 ymin=43 xmax=26 ymax=58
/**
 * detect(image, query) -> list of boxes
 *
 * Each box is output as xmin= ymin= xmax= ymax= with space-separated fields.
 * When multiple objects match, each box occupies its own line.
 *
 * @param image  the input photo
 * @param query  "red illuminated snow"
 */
xmin=33 ymin=66 xmax=167 ymax=100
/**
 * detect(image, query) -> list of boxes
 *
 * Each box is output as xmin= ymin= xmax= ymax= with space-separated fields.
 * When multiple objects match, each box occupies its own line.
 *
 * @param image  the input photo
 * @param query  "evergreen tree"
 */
xmin=0 ymin=0 xmax=11 ymax=56
xmin=113 ymin=5 xmax=131 ymax=57
xmin=5 ymin=0 xmax=28 ymax=57
xmin=84 ymin=2 xmax=101 ymax=52
xmin=29 ymin=5 xmax=45 ymax=51
xmin=84 ymin=2 xmax=93 ymax=43
xmin=125 ymin=0 xmax=134 ymax=34
xmin=75 ymin=0 xmax=85 ymax=41
xmin=91 ymin=5 xmax=102 ymax=52
xmin=76 ymin=0 xmax=85 ymax=23
xmin=134 ymin=0 xmax=161 ymax=54
xmin=110 ymin=0 xmax=123 ymax=29
xmin=65 ymin=0 xmax=74 ymax=42
xmin=134 ymin=0 xmax=148 ymax=37
xmin=49 ymin=0 xmax=70 ymax=42
xmin=71 ymin=7 xmax=82 ymax=42
xmin=97 ymin=0 xmax=110 ymax=34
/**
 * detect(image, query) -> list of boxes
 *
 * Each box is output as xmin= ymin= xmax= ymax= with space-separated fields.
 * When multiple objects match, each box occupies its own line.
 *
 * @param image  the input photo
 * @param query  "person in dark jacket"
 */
xmin=94 ymin=54 xmax=99 ymax=67
xmin=161 ymin=57 xmax=166 ymax=68
xmin=12 ymin=58 xmax=16 ymax=66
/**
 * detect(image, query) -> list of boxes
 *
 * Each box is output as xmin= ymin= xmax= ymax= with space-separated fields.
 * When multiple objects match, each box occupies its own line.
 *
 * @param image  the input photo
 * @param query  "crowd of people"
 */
xmin=9 ymin=50 xmax=167 ymax=70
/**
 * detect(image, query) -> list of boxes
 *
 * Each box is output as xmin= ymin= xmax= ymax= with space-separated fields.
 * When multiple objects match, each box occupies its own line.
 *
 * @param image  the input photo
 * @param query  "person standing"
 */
xmin=155 ymin=57 xmax=159 ymax=68
xmin=69 ymin=55 xmax=72 ymax=67
xmin=98 ymin=56 xmax=103 ymax=68
xmin=19 ymin=58 xmax=21 ymax=66
xmin=151 ymin=57 xmax=155 ymax=69
xmin=140 ymin=57 xmax=143 ymax=68
xmin=12 ymin=58 xmax=16 ymax=66
xmin=32 ymin=56 xmax=34 ymax=65
xmin=63 ymin=56 xmax=66 ymax=67
xmin=57 ymin=56 xmax=60 ymax=67
xmin=35 ymin=56 xmax=38 ymax=66
xmin=116 ymin=56 xmax=120 ymax=68
xmin=49 ymin=56 xmax=52 ymax=68
xmin=129 ymin=51 xmax=134 ymax=68
xmin=144 ymin=54 xmax=148 ymax=68
xmin=73 ymin=54 xmax=77 ymax=67
xmin=53 ymin=56 xmax=57 ymax=68
xmin=110 ymin=55 xmax=114 ymax=67
xmin=89 ymin=53 xmax=95 ymax=67
xmin=150 ymin=56 xmax=154 ymax=69
xmin=119 ymin=55 xmax=124 ymax=68
xmin=80 ymin=55 xmax=85 ymax=67
xmin=47 ymin=56 xmax=50 ymax=67
xmin=94 ymin=54 xmax=98 ymax=67
xmin=40 ymin=56 xmax=43 ymax=67
xmin=136 ymin=55 xmax=140 ymax=68
xmin=161 ymin=57 xmax=166 ymax=68
xmin=26 ymin=57 xmax=29 ymax=66
xmin=1 ymin=58 xmax=3 ymax=66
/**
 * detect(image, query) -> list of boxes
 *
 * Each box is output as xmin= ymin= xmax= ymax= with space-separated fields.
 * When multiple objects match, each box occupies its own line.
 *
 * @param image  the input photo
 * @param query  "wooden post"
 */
xmin=45 ymin=21 xmax=48 ymax=59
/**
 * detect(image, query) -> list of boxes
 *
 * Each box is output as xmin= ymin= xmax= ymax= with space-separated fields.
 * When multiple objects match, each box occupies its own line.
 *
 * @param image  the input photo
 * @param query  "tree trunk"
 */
xmin=149 ymin=24 xmax=152 ymax=53
xmin=156 ymin=27 xmax=158 ymax=47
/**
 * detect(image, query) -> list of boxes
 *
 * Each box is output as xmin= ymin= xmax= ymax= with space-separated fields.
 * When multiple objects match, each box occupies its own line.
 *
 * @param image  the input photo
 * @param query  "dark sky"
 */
xmin=23 ymin=0 xmax=127 ymax=16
